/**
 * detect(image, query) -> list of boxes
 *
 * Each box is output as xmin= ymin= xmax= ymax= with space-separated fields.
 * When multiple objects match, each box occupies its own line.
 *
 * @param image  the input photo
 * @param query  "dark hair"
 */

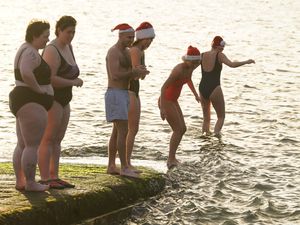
xmin=25 ymin=20 xmax=50 ymax=43
xmin=212 ymin=36 xmax=224 ymax=48
xmin=131 ymin=39 xmax=142 ymax=47
xmin=55 ymin=16 xmax=77 ymax=36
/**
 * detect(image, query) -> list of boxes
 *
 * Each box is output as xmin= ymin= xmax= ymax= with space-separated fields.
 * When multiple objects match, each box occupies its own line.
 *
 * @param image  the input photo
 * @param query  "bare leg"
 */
xmin=115 ymin=120 xmax=128 ymax=167
xmin=200 ymin=94 xmax=211 ymax=134
xmin=13 ymin=120 xmax=25 ymax=190
xmin=49 ymin=103 xmax=70 ymax=180
xmin=107 ymin=123 xmax=119 ymax=174
xmin=114 ymin=120 xmax=139 ymax=178
xmin=210 ymin=86 xmax=225 ymax=136
xmin=17 ymin=103 xmax=49 ymax=192
xmin=38 ymin=101 xmax=68 ymax=181
xmin=165 ymin=101 xmax=186 ymax=168
xmin=126 ymin=92 xmax=140 ymax=167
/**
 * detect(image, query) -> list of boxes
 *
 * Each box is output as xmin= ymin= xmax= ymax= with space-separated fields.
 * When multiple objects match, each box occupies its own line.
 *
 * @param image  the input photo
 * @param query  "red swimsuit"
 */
xmin=164 ymin=78 xmax=190 ymax=101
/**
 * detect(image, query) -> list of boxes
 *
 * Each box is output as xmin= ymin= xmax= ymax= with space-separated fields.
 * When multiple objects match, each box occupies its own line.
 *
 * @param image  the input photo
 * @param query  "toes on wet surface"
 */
xmin=0 ymin=162 xmax=165 ymax=225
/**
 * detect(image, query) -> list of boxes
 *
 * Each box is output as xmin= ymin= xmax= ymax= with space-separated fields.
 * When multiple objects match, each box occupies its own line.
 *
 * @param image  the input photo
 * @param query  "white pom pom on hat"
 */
xmin=182 ymin=45 xmax=201 ymax=61
xmin=212 ymin=36 xmax=226 ymax=47
xmin=135 ymin=22 xmax=155 ymax=40
xmin=111 ymin=23 xmax=134 ymax=33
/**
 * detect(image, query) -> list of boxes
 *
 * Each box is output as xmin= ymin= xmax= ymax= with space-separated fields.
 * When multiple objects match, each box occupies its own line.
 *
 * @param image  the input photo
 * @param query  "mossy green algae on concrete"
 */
xmin=0 ymin=162 xmax=165 ymax=225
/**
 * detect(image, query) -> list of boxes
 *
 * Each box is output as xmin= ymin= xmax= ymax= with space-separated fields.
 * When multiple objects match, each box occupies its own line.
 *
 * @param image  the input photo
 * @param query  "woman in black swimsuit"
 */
xmin=127 ymin=22 xmax=154 ymax=171
xmin=199 ymin=36 xmax=255 ymax=137
xmin=38 ymin=16 xmax=83 ymax=189
xmin=9 ymin=20 xmax=53 ymax=192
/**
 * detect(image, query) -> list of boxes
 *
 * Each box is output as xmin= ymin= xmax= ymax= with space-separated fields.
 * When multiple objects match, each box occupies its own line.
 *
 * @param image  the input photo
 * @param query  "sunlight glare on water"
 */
xmin=0 ymin=1 xmax=299 ymax=224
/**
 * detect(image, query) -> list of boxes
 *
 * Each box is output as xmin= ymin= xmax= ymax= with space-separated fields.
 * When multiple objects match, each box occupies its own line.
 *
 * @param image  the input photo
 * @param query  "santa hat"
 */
xmin=135 ymin=22 xmax=155 ymax=40
xmin=111 ymin=23 xmax=134 ymax=33
xmin=183 ymin=45 xmax=201 ymax=61
xmin=212 ymin=36 xmax=226 ymax=47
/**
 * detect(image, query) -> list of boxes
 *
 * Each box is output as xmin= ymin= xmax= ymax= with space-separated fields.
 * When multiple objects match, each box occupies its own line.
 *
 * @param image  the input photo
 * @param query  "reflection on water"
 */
xmin=126 ymin=137 xmax=300 ymax=225
xmin=0 ymin=0 xmax=299 ymax=224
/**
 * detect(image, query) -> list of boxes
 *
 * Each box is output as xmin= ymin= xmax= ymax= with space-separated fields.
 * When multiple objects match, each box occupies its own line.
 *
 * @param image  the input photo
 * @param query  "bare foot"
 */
xmin=107 ymin=166 xmax=120 ymax=175
xmin=214 ymin=132 xmax=222 ymax=139
xmin=200 ymin=131 xmax=212 ymax=138
xmin=120 ymin=168 xmax=139 ymax=178
xmin=15 ymin=185 xmax=25 ymax=191
xmin=15 ymin=179 xmax=25 ymax=191
xmin=25 ymin=181 xmax=49 ymax=192
xmin=167 ymin=159 xmax=180 ymax=169
xmin=128 ymin=165 xmax=142 ymax=173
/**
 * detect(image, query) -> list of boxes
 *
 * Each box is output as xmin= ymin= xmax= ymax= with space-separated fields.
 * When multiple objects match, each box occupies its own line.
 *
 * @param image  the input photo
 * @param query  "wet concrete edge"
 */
xmin=0 ymin=162 xmax=165 ymax=225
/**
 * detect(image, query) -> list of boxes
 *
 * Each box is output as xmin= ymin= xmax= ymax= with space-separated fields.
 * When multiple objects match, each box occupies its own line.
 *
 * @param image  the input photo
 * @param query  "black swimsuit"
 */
xmin=9 ymin=48 xmax=53 ymax=116
xmin=49 ymin=44 xmax=80 ymax=107
xmin=199 ymin=52 xmax=222 ymax=99
xmin=129 ymin=54 xmax=145 ymax=97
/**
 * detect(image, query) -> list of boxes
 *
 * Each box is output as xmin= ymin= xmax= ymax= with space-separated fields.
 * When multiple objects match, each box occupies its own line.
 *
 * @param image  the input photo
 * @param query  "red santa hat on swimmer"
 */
xmin=182 ymin=45 xmax=201 ymax=61
xmin=212 ymin=36 xmax=226 ymax=47
xmin=111 ymin=23 xmax=134 ymax=33
xmin=135 ymin=22 xmax=155 ymax=40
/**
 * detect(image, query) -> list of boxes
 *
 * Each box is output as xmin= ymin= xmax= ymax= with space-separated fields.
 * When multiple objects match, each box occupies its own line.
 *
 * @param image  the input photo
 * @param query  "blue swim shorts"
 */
xmin=105 ymin=88 xmax=129 ymax=122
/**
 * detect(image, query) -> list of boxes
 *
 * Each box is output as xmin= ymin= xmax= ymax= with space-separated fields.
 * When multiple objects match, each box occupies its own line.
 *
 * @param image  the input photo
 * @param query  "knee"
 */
xmin=42 ymin=135 xmax=62 ymax=147
xmin=17 ymin=142 xmax=25 ymax=150
xmin=128 ymin=126 xmax=139 ymax=136
xmin=217 ymin=114 xmax=225 ymax=121
xmin=175 ymin=126 xmax=186 ymax=136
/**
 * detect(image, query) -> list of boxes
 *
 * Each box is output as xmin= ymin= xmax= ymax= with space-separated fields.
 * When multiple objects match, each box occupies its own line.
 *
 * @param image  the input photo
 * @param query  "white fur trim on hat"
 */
xmin=136 ymin=28 xmax=155 ymax=40
xmin=220 ymin=40 xmax=226 ymax=47
xmin=118 ymin=28 xmax=135 ymax=33
xmin=183 ymin=55 xmax=201 ymax=61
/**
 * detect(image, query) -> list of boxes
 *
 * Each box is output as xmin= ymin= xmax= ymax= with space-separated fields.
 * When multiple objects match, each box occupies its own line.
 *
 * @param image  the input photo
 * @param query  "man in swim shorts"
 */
xmin=105 ymin=23 xmax=149 ymax=178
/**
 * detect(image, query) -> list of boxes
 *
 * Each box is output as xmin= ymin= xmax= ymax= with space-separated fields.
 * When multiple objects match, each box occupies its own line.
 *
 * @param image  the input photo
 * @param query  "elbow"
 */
xmin=230 ymin=64 xmax=238 ymax=68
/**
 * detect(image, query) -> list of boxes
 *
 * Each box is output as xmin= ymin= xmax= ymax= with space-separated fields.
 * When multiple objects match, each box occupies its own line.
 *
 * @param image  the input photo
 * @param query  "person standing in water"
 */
xmin=199 ymin=36 xmax=255 ymax=137
xmin=105 ymin=23 xmax=149 ymax=177
xmin=127 ymin=22 xmax=155 ymax=171
xmin=159 ymin=46 xmax=201 ymax=169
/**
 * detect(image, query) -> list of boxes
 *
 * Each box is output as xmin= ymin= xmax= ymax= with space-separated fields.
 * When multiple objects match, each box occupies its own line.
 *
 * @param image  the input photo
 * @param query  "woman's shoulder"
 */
xmin=21 ymin=44 xmax=39 ymax=60
xmin=129 ymin=46 xmax=142 ymax=58
xmin=129 ymin=46 xmax=142 ymax=53
xmin=15 ymin=43 xmax=40 ymax=67
xmin=44 ymin=43 xmax=60 ymax=56
xmin=172 ymin=63 xmax=185 ymax=74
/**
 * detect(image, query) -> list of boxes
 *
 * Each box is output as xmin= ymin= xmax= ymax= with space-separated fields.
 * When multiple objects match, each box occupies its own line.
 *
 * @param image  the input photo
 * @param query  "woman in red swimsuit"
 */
xmin=159 ymin=46 xmax=201 ymax=169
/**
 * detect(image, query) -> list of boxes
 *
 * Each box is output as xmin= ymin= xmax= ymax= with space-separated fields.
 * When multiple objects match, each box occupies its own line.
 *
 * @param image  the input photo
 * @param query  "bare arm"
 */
xmin=130 ymin=47 xmax=149 ymax=79
xmin=130 ymin=47 xmax=142 ymax=67
xmin=219 ymin=52 xmax=255 ymax=68
xmin=187 ymin=80 xmax=201 ymax=103
xmin=19 ymin=49 xmax=44 ymax=94
xmin=43 ymin=45 xmax=82 ymax=88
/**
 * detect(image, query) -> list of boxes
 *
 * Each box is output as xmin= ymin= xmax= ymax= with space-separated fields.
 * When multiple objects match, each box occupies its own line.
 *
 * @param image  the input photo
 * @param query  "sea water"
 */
xmin=0 ymin=1 xmax=299 ymax=224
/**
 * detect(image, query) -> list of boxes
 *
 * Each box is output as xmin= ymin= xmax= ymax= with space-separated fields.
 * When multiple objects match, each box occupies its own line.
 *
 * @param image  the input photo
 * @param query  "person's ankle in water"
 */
xmin=214 ymin=132 xmax=222 ymax=139
xmin=202 ymin=131 xmax=212 ymax=136
xmin=167 ymin=158 xmax=180 ymax=169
